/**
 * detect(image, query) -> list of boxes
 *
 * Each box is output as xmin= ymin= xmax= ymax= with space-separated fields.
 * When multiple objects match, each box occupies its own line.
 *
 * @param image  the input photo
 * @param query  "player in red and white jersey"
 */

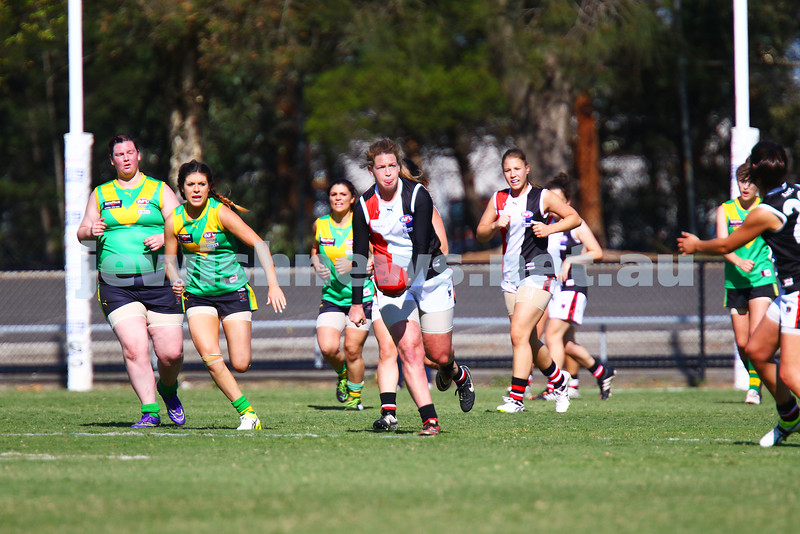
xmin=476 ymin=148 xmax=581 ymax=414
xmin=349 ymin=139 xmax=473 ymax=436
xmin=679 ymin=141 xmax=800 ymax=447
xmin=541 ymin=173 xmax=616 ymax=401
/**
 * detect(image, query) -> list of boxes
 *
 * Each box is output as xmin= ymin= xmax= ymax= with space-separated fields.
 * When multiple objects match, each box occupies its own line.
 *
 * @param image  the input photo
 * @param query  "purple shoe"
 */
xmin=131 ymin=414 xmax=161 ymax=428
xmin=160 ymin=394 xmax=186 ymax=426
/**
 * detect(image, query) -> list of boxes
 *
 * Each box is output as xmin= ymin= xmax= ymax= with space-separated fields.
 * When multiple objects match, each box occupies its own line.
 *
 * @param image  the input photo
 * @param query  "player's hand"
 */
xmin=677 ymin=232 xmax=698 ymax=254
xmin=143 ymin=233 xmax=165 ymax=251
xmin=334 ymin=257 xmax=352 ymax=276
xmin=348 ymin=304 xmax=366 ymax=327
xmin=738 ymin=259 xmax=755 ymax=273
xmin=496 ymin=215 xmax=511 ymax=230
xmin=91 ymin=218 xmax=107 ymax=237
xmin=267 ymin=286 xmax=286 ymax=313
xmin=172 ymin=279 xmax=185 ymax=298
xmin=559 ymin=261 xmax=571 ymax=283
xmin=532 ymin=221 xmax=550 ymax=238
xmin=313 ymin=262 xmax=331 ymax=283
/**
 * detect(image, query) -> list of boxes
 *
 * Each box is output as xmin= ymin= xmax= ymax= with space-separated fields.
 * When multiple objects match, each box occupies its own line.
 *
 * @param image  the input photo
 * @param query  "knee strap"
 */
xmin=201 ymin=353 xmax=224 ymax=367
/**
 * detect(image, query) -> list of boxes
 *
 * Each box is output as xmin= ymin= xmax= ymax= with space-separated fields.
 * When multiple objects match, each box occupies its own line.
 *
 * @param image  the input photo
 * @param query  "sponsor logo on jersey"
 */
xmin=522 ymin=210 xmax=534 ymax=227
xmin=346 ymin=239 xmax=353 ymax=246
xmin=137 ymin=209 xmax=151 ymax=215
xmin=730 ymin=219 xmax=743 ymax=227
xmin=400 ymin=214 xmax=413 ymax=234
xmin=136 ymin=198 xmax=150 ymax=206
xmin=102 ymin=200 xmax=122 ymax=210
xmin=320 ymin=238 xmax=336 ymax=247
xmin=203 ymin=231 xmax=217 ymax=240
xmin=179 ymin=234 xmax=193 ymax=243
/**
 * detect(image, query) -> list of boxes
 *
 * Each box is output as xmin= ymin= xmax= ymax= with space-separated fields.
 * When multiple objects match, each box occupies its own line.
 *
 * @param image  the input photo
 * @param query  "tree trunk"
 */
xmin=488 ymin=1 xmax=572 ymax=185
xmin=453 ymin=131 xmax=482 ymax=236
xmin=574 ymin=91 xmax=606 ymax=246
xmin=168 ymin=45 xmax=203 ymax=190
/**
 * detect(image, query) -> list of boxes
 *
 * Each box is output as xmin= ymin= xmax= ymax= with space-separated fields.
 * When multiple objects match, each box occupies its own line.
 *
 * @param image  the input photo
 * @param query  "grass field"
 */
xmin=0 ymin=380 xmax=797 ymax=534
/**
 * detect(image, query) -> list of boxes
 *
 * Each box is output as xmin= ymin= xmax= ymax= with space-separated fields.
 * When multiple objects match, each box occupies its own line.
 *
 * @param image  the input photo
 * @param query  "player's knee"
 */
xmin=201 ymin=353 xmax=223 ymax=368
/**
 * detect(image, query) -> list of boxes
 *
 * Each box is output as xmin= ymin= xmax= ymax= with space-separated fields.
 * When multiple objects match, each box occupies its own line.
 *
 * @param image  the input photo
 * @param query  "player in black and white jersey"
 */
xmin=679 ymin=141 xmax=800 ymax=447
xmin=349 ymin=139 xmax=473 ymax=436
xmin=542 ymin=173 xmax=616 ymax=401
xmin=476 ymin=148 xmax=581 ymax=414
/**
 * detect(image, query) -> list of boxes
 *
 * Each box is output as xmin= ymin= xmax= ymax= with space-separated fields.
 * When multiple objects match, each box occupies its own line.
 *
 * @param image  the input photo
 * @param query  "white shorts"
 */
xmin=548 ymin=290 xmax=587 ymax=325
xmin=378 ymin=268 xmax=455 ymax=333
xmin=765 ymin=292 xmax=800 ymax=335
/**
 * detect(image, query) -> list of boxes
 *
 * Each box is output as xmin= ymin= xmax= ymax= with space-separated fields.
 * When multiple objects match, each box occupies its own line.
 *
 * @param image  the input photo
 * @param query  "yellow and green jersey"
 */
xmin=722 ymin=197 xmax=777 ymax=289
xmin=173 ymin=197 xmax=248 ymax=296
xmin=95 ymin=175 xmax=167 ymax=275
xmin=315 ymin=214 xmax=374 ymax=307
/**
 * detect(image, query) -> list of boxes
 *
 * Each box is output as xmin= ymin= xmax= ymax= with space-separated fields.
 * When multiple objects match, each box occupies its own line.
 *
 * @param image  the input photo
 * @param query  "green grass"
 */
xmin=0 ymin=382 xmax=796 ymax=534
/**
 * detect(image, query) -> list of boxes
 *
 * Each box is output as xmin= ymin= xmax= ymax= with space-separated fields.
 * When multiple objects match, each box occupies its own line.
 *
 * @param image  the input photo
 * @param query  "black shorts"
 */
xmin=724 ymin=284 xmax=778 ymax=309
xmin=184 ymin=285 xmax=257 ymax=316
xmin=97 ymin=273 xmax=180 ymax=317
xmin=317 ymin=299 xmax=373 ymax=320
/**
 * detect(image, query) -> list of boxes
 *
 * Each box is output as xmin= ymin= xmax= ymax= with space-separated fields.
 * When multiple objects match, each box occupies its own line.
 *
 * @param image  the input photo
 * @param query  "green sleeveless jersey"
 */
xmin=172 ymin=197 xmax=248 ymax=296
xmin=94 ymin=175 xmax=167 ymax=275
xmin=722 ymin=198 xmax=777 ymax=289
xmin=315 ymin=214 xmax=374 ymax=307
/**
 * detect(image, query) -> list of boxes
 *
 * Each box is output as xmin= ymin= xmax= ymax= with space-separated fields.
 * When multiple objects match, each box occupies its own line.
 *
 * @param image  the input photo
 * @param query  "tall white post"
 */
xmin=65 ymin=0 xmax=93 ymax=391
xmin=730 ymin=0 xmax=759 ymax=391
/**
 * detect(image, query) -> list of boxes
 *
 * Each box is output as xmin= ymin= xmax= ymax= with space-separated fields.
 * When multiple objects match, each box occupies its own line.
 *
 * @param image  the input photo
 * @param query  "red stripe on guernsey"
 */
xmin=568 ymin=292 xmax=579 ymax=321
xmin=362 ymin=194 xmax=392 ymax=261
xmin=795 ymin=301 xmax=800 ymax=329
xmin=495 ymin=191 xmax=510 ymax=254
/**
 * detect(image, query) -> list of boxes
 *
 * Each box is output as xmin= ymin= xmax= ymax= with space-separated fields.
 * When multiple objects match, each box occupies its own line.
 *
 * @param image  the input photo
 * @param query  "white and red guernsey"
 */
xmin=492 ymin=183 xmax=557 ymax=293
xmin=351 ymin=177 xmax=446 ymax=303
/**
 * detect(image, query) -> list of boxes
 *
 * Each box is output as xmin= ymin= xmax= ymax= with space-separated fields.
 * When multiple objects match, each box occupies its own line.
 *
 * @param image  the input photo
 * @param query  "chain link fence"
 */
xmin=0 ymin=258 xmax=736 ymax=384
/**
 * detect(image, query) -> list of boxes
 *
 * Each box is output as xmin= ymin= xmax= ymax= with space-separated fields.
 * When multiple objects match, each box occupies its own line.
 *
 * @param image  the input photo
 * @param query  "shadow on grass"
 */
xmin=732 ymin=440 xmax=800 ymax=448
xmin=306 ymin=404 xmax=373 ymax=411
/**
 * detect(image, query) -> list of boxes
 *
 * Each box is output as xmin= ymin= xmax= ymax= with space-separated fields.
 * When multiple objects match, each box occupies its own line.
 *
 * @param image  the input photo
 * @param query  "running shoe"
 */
xmin=745 ymin=389 xmax=761 ymax=405
xmin=131 ymin=414 xmax=160 ymax=428
xmin=496 ymin=398 xmax=525 ymax=413
xmin=343 ymin=396 xmax=364 ymax=411
xmin=435 ymin=368 xmax=452 ymax=391
xmin=529 ymin=388 xmax=556 ymax=401
xmin=373 ymin=411 xmax=399 ymax=431
xmin=237 ymin=413 xmax=262 ymax=430
xmin=554 ymin=372 xmax=571 ymax=413
xmin=568 ymin=387 xmax=581 ymax=399
xmin=157 ymin=385 xmax=186 ymax=426
xmin=336 ymin=375 xmax=348 ymax=403
xmin=455 ymin=365 xmax=475 ymax=412
xmin=598 ymin=368 xmax=617 ymax=401
xmin=759 ymin=418 xmax=800 ymax=447
xmin=418 ymin=421 xmax=441 ymax=436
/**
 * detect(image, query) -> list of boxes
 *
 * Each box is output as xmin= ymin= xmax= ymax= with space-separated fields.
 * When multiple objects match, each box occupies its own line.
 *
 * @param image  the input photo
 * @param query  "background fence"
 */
xmin=0 ymin=259 xmax=736 ymax=385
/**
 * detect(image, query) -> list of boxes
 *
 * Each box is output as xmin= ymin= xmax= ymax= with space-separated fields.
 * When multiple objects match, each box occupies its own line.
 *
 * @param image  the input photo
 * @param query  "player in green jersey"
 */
xmin=716 ymin=161 xmax=778 ymax=405
xmin=77 ymin=134 xmax=185 ymax=428
xmin=311 ymin=178 xmax=376 ymax=410
xmin=164 ymin=160 xmax=286 ymax=430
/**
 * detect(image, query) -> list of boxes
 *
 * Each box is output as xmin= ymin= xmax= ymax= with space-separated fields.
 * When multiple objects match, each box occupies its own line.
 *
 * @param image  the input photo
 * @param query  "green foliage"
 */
xmin=304 ymin=0 xmax=508 ymax=151
xmin=0 ymin=0 xmax=799 ymax=266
